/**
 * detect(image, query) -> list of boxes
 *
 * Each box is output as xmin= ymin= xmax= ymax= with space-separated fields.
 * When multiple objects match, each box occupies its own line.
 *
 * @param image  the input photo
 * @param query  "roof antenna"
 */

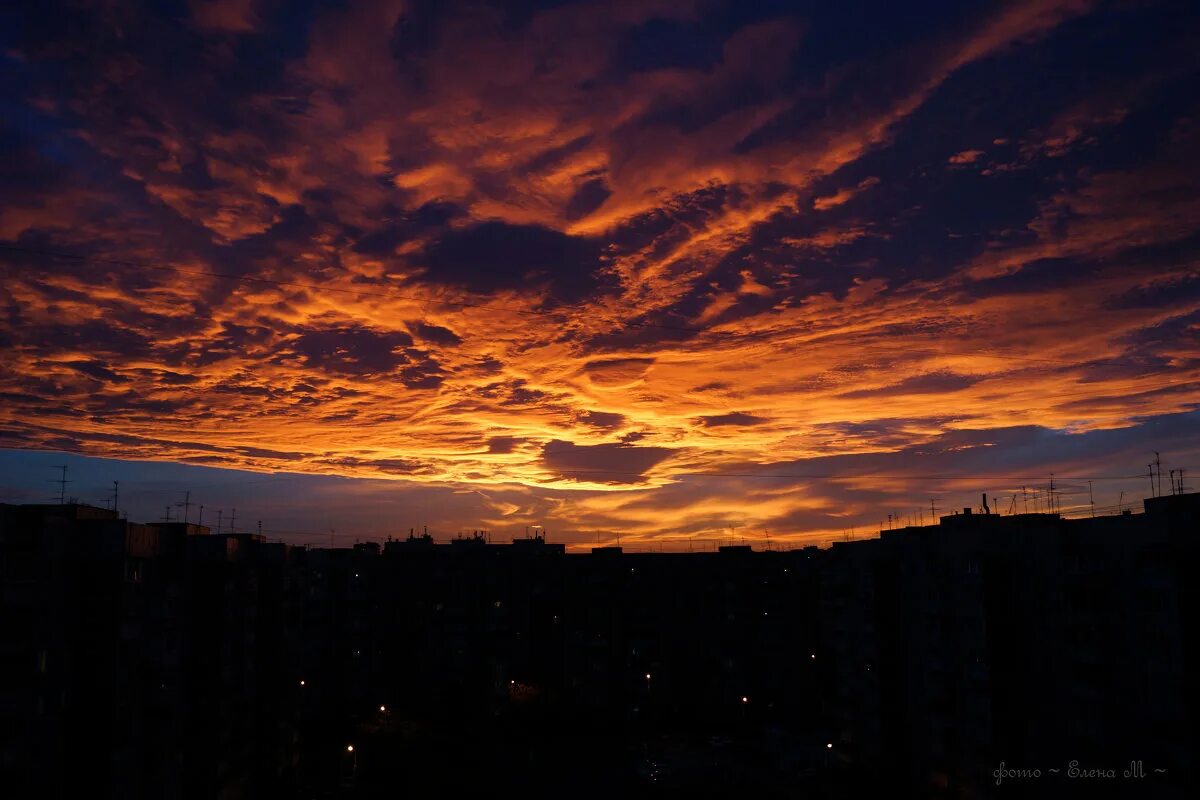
xmin=1155 ymin=452 xmax=1163 ymax=498
xmin=50 ymin=465 xmax=71 ymax=505
xmin=1088 ymin=481 xmax=1095 ymax=517
xmin=177 ymin=491 xmax=192 ymax=524
xmin=1148 ymin=464 xmax=1156 ymax=498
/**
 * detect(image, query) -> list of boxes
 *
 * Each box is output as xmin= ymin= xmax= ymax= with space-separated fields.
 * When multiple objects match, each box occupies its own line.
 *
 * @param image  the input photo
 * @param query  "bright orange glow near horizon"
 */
xmin=1 ymin=0 xmax=1198 ymax=547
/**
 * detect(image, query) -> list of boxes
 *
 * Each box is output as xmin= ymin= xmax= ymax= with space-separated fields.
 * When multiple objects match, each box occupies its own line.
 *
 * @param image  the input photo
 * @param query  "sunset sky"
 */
xmin=1 ymin=0 xmax=1198 ymax=548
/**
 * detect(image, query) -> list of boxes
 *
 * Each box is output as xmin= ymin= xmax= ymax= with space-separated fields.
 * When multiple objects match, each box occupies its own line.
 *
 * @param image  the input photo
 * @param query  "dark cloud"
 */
xmin=607 ymin=185 xmax=738 ymax=258
xmin=564 ymin=177 xmax=612 ymax=221
xmin=63 ymin=360 xmax=130 ymax=384
xmin=698 ymin=412 xmax=769 ymax=427
xmin=318 ymin=456 xmax=431 ymax=475
xmin=499 ymin=380 xmax=550 ymax=406
xmin=487 ymin=436 xmax=519 ymax=454
xmin=409 ymin=321 xmax=463 ymax=346
xmin=400 ymin=361 xmax=446 ymax=390
xmin=20 ymin=320 xmax=159 ymax=361
xmin=133 ymin=369 xmax=199 ymax=386
xmin=809 ymin=418 xmax=965 ymax=452
xmin=351 ymin=202 xmax=464 ymax=256
xmin=582 ymin=358 xmax=655 ymax=386
xmin=838 ymin=371 xmax=979 ymax=399
xmin=541 ymin=439 xmax=675 ymax=484
xmin=576 ymin=410 xmax=625 ymax=429
xmin=418 ymin=221 xmax=609 ymax=303
xmin=613 ymin=17 xmax=725 ymax=74
xmin=518 ymin=135 xmax=594 ymax=176
xmin=1105 ymin=272 xmax=1200 ymax=311
xmin=292 ymin=326 xmax=414 ymax=377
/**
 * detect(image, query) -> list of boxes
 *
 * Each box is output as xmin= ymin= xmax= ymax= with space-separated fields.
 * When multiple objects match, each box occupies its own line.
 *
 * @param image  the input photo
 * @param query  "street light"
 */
xmin=379 ymin=705 xmax=387 ymax=712
xmin=346 ymin=744 xmax=354 ymax=753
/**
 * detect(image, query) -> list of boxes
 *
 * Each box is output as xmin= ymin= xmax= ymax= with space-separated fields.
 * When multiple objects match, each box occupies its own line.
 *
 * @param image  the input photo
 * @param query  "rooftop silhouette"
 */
xmin=2 ymin=492 xmax=1196 ymax=797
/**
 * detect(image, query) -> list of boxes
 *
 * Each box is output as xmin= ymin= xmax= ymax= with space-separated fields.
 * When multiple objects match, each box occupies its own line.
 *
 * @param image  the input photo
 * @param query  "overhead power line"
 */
xmin=540 ymin=467 xmax=1182 ymax=482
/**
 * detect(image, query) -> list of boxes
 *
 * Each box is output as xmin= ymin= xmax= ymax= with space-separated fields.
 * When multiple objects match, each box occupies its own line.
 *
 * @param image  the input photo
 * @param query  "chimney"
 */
xmin=963 ymin=507 xmax=972 ymax=515
xmin=982 ymin=493 xmax=990 ymax=514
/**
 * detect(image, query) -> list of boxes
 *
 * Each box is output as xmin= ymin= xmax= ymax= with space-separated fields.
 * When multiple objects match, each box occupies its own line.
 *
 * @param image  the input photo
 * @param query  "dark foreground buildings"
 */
xmin=1 ymin=493 xmax=1196 ymax=798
